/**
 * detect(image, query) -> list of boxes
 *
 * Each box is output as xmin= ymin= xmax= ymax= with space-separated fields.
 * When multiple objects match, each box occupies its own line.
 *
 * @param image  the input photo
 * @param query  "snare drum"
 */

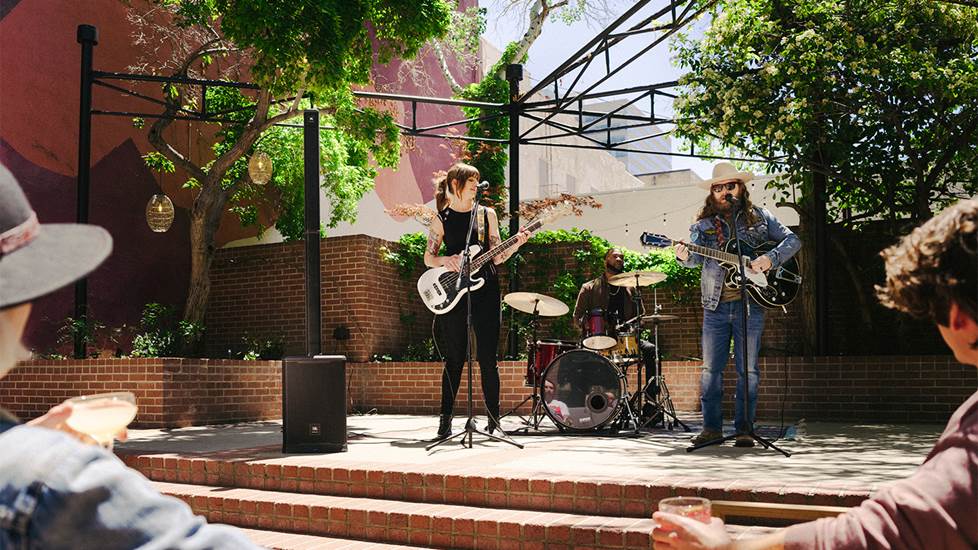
xmin=526 ymin=339 xmax=577 ymax=386
xmin=582 ymin=308 xmax=617 ymax=350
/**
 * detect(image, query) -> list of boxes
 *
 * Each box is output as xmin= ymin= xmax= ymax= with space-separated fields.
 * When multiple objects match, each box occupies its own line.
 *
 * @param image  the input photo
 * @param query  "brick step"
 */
xmin=123 ymin=452 xmax=870 ymax=519
xmin=238 ymin=527 xmax=426 ymax=549
xmin=153 ymin=481 xmax=657 ymax=549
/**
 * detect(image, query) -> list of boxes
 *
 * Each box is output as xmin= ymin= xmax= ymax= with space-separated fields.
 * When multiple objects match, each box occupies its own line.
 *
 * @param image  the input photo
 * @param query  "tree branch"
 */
xmin=431 ymin=41 xmax=463 ymax=94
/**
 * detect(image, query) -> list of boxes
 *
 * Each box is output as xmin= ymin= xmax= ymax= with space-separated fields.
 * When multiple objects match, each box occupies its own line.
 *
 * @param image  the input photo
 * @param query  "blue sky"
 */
xmin=479 ymin=0 xmax=716 ymax=178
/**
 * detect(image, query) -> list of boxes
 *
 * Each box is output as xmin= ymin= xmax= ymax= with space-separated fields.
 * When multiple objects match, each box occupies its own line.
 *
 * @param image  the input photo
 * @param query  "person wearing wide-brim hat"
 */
xmin=674 ymin=162 xmax=802 ymax=448
xmin=0 ymin=164 xmax=261 ymax=548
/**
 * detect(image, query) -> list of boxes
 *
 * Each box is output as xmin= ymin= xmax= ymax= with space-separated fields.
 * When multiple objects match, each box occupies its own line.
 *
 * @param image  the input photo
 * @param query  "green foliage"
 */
xmin=381 ymin=232 xmax=440 ymax=278
xmin=673 ymin=0 xmax=978 ymax=223
xmin=237 ymin=335 xmax=286 ymax=360
xmin=456 ymin=41 xmax=526 ymax=214
xmin=130 ymin=303 xmax=205 ymax=358
xmin=168 ymin=0 xmax=452 ymax=97
xmin=56 ymin=316 xmax=107 ymax=359
xmin=383 ymin=228 xmax=701 ymax=339
xmin=401 ymin=338 xmax=438 ymax=361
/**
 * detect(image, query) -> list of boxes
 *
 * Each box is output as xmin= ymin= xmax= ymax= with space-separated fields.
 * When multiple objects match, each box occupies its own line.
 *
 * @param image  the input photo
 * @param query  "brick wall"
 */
xmin=207 ymin=235 xmax=432 ymax=362
xmin=3 ymin=357 xmax=971 ymax=427
xmin=0 ymin=358 xmax=280 ymax=428
xmin=206 ymin=236 xmax=808 ymax=364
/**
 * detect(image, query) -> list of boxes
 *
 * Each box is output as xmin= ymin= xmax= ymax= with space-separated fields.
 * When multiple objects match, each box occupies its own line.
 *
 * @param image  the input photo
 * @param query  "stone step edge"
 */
xmin=123 ymin=451 xmax=871 ymax=516
xmin=238 ymin=527 xmax=427 ymax=549
xmin=153 ymin=480 xmax=657 ymax=550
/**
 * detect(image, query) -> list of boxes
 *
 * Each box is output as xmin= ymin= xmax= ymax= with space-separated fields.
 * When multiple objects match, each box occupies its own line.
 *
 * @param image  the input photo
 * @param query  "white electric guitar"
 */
xmin=417 ymin=204 xmax=570 ymax=314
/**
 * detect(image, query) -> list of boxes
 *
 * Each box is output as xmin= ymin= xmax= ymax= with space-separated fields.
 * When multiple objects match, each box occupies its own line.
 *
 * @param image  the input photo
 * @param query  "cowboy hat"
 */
xmin=0 ymin=164 xmax=112 ymax=309
xmin=698 ymin=162 xmax=754 ymax=190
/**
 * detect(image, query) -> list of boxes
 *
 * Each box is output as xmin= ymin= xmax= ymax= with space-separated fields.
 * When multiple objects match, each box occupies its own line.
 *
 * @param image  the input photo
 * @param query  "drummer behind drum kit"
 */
xmin=502 ymin=271 xmax=689 ymax=436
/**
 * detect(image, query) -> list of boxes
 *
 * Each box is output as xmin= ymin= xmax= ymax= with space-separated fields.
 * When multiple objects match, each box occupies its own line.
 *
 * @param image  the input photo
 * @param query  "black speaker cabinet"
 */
xmin=282 ymin=355 xmax=347 ymax=453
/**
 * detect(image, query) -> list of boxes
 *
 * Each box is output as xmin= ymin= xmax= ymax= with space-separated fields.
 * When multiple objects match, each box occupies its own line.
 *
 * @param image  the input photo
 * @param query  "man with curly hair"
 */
xmin=654 ymin=199 xmax=978 ymax=549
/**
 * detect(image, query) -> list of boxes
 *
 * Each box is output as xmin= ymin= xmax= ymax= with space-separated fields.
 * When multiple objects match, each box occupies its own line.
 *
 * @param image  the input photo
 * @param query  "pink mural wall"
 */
xmin=0 ymin=0 xmax=477 ymax=352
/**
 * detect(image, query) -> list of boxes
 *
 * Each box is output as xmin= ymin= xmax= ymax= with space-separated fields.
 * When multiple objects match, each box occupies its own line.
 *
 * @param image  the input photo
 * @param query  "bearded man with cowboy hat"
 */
xmin=674 ymin=162 xmax=801 ymax=447
xmin=0 ymin=164 xmax=261 ymax=548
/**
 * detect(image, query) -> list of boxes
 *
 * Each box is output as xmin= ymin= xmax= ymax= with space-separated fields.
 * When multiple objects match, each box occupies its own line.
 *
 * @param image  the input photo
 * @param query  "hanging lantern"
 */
xmin=146 ymin=194 xmax=174 ymax=233
xmin=248 ymin=151 xmax=272 ymax=185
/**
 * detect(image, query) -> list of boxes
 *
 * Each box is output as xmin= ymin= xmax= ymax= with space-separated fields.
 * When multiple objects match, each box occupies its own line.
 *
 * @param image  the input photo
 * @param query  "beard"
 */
xmin=606 ymin=261 xmax=624 ymax=274
xmin=0 ymin=316 xmax=30 ymax=379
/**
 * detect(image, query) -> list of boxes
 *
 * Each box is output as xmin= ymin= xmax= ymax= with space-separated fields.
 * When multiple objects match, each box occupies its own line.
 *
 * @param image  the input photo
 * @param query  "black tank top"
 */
xmin=439 ymin=206 xmax=498 ymax=282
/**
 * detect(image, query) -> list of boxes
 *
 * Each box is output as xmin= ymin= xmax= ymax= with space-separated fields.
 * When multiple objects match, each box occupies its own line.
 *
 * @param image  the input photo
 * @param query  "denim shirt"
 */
xmin=678 ymin=207 xmax=801 ymax=311
xmin=0 ymin=419 xmax=260 ymax=549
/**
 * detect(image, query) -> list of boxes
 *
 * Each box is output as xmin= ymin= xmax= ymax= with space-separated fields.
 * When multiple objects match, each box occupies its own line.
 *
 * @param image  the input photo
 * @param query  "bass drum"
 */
xmin=539 ymin=349 xmax=624 ymax=431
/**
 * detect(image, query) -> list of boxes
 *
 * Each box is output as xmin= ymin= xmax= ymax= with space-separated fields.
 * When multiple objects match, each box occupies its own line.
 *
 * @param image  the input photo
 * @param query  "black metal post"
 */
xmin=74 ymin=24 xmax=97 ymax=359
xmin=505 ymin=64 xmax=523 ymax=359
xmin=303 ymin=110 xmax=322 ymax=356
xmin=813 ymin=170 xmax=828 ymax=355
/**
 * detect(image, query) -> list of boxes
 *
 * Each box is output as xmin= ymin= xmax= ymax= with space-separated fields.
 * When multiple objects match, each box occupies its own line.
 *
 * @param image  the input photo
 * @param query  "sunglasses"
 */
xmin=711 ymin=182 xmax=740 ymax=193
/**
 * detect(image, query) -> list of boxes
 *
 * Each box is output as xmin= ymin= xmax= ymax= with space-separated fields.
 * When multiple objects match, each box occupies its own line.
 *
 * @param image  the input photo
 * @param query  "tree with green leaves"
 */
xmin=127 ymin=0 xmax=452 ymax=324
xmin=672 ymin=0 xmax=978 ymax=351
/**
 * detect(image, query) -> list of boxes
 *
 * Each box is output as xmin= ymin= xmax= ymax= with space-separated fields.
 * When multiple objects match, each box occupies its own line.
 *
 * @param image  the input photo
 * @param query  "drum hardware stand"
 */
xmin=500 ymin=304 xmax=547 ymax=432
xmin=427 ymin=186 xmax=522 ymax=452
xmin=686 ymin=195 xmax=789 ymax=457
xmin=635 ymin=291 xmax=689 ymax=432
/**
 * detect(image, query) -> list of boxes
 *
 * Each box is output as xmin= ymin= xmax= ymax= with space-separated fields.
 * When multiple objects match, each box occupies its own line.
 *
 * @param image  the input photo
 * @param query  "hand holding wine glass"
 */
xmin=63 ymin=392 xmax=137 ymax=450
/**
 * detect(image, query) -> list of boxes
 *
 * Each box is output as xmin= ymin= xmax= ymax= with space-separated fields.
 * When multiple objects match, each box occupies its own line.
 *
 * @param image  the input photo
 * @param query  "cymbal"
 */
xmin=503 ymin=292 xmax=569 ymax=317
xmin=608 ymin=270 xmax=668 ymax=287
xmin=641 ymin=314 xmax=680 ymax=322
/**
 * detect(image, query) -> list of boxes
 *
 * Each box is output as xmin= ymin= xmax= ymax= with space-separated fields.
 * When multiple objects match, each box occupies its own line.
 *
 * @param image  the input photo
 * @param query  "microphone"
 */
xmin=476 ymin=181 xmax=490 ymax=189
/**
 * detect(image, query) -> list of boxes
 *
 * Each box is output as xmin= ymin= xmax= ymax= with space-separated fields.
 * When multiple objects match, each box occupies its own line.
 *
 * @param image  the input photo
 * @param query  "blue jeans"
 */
xmin=700 ymin=299 xmax=765 ymax=433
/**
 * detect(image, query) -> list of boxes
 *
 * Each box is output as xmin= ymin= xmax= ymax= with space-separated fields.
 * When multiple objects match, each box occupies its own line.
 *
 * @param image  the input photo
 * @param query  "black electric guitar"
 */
xmin=640 ymin=232 xmax=802 ymax=309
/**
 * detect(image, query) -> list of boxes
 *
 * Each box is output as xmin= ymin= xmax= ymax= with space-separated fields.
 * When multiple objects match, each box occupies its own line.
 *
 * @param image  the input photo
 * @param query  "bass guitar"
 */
xmin=639 ymin=232 xmax=802 ymax=309
xmin=418 ymin=204 xmax=570 ymax=314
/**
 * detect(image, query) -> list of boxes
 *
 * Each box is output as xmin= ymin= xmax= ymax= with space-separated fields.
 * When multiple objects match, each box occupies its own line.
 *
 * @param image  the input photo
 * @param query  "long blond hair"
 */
xmin=434 ymin=163 xmax=480 ymax=211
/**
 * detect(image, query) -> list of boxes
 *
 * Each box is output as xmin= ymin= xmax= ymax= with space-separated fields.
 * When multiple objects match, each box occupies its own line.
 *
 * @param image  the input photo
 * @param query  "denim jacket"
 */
xmin=678 ymin=207 xmax=801 ymax=311
xmin=0 ymin=418 xmax=260 ymax=549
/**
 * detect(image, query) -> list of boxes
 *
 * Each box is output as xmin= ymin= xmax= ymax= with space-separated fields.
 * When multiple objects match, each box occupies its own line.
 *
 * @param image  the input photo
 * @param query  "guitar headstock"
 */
xmin=532 ymin=201 xmax=574 ymax=225
xmin=640 ymin=232 xmax=673 ymax=248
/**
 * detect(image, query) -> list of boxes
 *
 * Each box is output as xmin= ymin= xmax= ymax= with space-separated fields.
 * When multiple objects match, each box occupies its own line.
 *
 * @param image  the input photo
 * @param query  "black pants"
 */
xmin=639 ymin=339 xmax=658 ymax=399
xmin=437 ymin=281 xmax=501 ymax=420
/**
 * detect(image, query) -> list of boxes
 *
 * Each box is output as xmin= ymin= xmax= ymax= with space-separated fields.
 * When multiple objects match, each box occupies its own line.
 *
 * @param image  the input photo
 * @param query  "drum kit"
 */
xmin=503 ymin=271 xmax=689 ymax=435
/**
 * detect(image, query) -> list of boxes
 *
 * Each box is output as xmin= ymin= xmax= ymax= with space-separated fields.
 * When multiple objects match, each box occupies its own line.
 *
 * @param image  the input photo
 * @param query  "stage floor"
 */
xmin=119 ymin=412 xmax=942 ymax=499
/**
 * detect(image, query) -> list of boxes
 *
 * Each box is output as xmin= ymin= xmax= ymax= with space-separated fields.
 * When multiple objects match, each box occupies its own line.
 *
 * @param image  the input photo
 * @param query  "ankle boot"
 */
xmin=436 ymin=414 xmax=453 ymax=439
xmin=486 ymin=413 xmax=500 ymax=435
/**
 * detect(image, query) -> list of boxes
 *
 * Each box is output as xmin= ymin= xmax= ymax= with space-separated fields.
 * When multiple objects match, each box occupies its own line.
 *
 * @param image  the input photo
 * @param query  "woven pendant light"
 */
xmin=248 ymin=151 xmax=273 ymax=185
xmin=146 ymin=194 xmax=175 ymax=233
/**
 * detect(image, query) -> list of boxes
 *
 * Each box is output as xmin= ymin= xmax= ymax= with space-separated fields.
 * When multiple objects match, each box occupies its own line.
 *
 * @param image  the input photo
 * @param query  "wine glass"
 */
xmin=65 ymin=391 xmax=138 ymax=450
xmin=658 ymin=496 xmax=712 ymax=523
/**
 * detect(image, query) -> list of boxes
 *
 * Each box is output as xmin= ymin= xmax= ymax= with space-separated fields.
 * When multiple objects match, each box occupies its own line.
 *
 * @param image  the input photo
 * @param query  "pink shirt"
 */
xmin=786 ymin=390 xmax=978 ymax=549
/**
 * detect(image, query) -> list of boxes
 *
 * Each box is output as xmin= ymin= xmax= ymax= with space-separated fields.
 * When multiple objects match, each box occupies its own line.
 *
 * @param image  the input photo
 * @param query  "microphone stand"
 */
xmin=687 ymin=194 xmax=790 ymax=457
xmin=427 ymin=185 xmax=523 ymax=451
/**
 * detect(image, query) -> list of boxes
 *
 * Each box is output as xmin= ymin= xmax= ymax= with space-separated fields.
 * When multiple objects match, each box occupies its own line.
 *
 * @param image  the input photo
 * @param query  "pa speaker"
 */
xmin=282 ymin=355 xmax=347 ymax=453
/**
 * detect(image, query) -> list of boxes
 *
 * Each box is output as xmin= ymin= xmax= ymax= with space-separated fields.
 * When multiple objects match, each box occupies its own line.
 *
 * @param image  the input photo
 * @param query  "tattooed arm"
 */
xmin=423 ymin=216 xmax=461 ymax=271
xmin=489 ymin=208 xmax=530 ymax=264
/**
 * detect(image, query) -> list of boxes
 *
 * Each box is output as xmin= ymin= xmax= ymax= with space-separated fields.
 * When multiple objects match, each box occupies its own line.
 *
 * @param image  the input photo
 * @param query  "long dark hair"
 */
xmin=695 ymin=182 xmax=760 ymax=225
xmin=434 ymin=163 xmax=480 ymax=211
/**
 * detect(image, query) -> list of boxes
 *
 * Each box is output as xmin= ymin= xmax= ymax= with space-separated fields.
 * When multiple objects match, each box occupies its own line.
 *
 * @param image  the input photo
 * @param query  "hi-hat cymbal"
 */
xmin=503 ymin=292 xmax=569 ymax=317
xmin=641 ymin=314 xmax=680 ymax=322
xmin=608 ymin=270 xmax=668 ymax=287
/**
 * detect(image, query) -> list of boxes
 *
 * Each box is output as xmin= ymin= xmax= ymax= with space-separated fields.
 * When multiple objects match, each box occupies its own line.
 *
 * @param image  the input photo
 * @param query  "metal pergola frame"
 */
xmin=75 ymin=0 xmax=829 ymax=359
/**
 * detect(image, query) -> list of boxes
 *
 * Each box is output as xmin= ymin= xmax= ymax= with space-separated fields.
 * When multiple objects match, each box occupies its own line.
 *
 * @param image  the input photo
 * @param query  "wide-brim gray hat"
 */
xmin=0 ymin=163 xmax=112 ymax=309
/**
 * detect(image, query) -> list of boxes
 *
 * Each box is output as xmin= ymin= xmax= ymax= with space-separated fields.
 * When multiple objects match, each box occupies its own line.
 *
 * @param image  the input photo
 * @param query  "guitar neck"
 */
xmin=471 ymin=219 xmax=543 ymax=270
xmin=677 ymin=240 xmax=740 ymax=264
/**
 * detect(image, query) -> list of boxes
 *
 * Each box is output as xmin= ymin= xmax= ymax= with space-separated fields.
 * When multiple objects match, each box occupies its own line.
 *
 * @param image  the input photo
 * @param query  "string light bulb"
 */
xmin=146 ymin=194 xmax=174 ymax=233
xmin=248 ymin=151 xmax=272 ymax=185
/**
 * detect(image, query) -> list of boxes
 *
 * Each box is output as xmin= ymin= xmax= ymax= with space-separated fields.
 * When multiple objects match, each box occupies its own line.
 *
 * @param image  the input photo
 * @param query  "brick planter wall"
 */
xmin=1 ymin=356 xmax=973 ymax=427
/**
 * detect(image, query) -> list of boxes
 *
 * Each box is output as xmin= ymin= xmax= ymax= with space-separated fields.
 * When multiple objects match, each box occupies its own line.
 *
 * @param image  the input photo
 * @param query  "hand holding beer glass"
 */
xmin=653 ymin=497 xmax=734 ymax=549
xmin=65 ymin=391 xmax=137 ymax=450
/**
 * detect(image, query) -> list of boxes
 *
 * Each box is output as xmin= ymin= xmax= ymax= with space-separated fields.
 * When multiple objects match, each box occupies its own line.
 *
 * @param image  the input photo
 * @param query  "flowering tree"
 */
xmin=673 ymin=0 xmax=978 ymax=225
xmin=129 ymin=0 xmax=452 ymax=324
xmin=672 ymin=0 xmax=978 ymax=351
